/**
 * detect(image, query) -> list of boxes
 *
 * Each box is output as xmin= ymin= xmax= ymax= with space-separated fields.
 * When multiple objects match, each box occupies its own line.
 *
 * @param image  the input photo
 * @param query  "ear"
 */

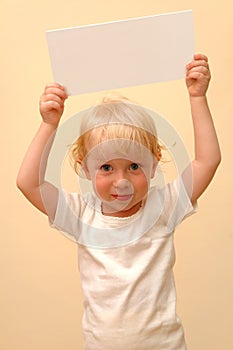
xmin=150 ymin=162 xmax=156 ymax=179
xmin=157 ymin=151 xmax=162 ymax=162
xmin=150 ymin=153 xmax=161 ymax=179
xmin=82 ymin=164 xmax=91 ymax=180
xmin=76 ymin=160 xmax=92 ymax=180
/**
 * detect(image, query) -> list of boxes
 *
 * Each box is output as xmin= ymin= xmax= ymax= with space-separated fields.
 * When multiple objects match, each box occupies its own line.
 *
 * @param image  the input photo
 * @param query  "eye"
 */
xmin=100 ymin=164 xmax=113 ymax=172
xmin=130 ymin=163 xmax=140 ymax=171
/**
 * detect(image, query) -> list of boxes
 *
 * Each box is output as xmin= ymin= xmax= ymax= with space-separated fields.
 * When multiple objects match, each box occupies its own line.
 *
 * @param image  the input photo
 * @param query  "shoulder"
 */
xmin=148 ymin=177 xmax=197 ymax=230
xmin=50 ymin=189 xmax=101 ymax=239
xmin=57 ymin=189 xmax=100 ymax=213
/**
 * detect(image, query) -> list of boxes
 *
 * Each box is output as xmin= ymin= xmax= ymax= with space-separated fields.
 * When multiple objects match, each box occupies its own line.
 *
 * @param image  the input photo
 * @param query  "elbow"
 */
xmin=16 ymin=174 xmax=24 ymax=193
xmin=16 ymin=172 xmax=28 ymax=195
xmin=208 ymin=153 xmax=221 ymax=177
xmin=16 ymin=172 xmax=21 ymax=189
xmin=209 ymin=147 xmax=222 ymax=173
xmin=214 ymin=151 xmax=222 ymax=170
xmin=216 ymin=143 xmax=222 ymax=167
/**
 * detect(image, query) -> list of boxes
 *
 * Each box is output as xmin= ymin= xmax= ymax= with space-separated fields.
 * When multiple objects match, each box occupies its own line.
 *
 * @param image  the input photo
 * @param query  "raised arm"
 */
xmin=183 ymin=54 xmax=221 ymax=204
xmin=16 ymin=83 xmax=68 ymax=219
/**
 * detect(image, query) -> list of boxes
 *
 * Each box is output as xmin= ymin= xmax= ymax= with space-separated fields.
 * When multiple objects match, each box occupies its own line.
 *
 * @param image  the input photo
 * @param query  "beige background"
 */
xmin=1 ymin=1 xmax=232 ymax=349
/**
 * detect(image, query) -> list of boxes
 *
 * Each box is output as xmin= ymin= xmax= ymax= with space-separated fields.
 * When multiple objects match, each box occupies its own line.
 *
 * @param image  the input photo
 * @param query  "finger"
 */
xmin=40 ymin=100 xmax=64 ymax=113
xmin=45 ymin=82 xmax=65 ymax=90
xmin=193 ymin=53 xmax=208 ymax=62
xmin=186 ymin=71 xmax=210 ymax=82
xmin=41 ymin=88 xmax=68 ymax=103
xmin=40 ymin=93 xmax=65 ymax=106
xmin=186 ymin=60 xmax=209 ymax=71
xmin=186 ymin=66 xmax=210 ymax=77
xmin=43 ymin=83 xmax=68 ymax=98
xmin=44 ymin=84 xmax=68 ymax=95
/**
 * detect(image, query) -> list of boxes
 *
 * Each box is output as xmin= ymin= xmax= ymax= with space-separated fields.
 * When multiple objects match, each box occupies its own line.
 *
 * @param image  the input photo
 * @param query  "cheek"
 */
xmin=133 ymin=174 xmax=149 ymax=192
xmin=142 ymin=177 xmax=150 ymax=192
xmin=94 ymin=175 xmax=110 ymax=196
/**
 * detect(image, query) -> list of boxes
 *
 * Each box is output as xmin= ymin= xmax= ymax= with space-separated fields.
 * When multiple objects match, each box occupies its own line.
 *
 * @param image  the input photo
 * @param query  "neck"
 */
xmin=102 ymin=200 xmax=143 ymax=218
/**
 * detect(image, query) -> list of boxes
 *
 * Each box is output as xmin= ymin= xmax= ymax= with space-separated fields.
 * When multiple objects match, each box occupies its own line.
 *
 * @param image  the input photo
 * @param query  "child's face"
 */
xmin=95 ymin=158 xmax=149 ymax=217
xmin=84 ymin=139 xmax=157 ymax=217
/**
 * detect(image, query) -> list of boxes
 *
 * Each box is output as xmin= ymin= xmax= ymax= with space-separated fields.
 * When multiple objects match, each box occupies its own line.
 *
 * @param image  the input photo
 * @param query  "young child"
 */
xmin=17 ymin=54 xmax=221 ymax=349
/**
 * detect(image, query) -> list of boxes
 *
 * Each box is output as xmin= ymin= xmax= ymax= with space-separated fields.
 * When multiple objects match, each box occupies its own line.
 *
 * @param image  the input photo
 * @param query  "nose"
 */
xmin=114 ymin=178 xmax=131 ymax=189
xmin=113 ymin=171 xmax=130 ymax=189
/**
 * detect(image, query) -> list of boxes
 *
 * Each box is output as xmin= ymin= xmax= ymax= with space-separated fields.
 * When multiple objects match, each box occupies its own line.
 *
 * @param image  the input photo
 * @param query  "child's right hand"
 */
xmin=39 ymin=83 xmax=68 ymax=127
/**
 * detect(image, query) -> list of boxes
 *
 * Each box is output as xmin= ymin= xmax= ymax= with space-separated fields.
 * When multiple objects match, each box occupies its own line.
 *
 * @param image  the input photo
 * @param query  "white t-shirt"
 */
xmin=51 ymin=177 xmax=196 ymax=350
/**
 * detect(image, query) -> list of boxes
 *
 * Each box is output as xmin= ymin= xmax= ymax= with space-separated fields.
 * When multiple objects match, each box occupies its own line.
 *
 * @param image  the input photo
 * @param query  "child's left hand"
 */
xmin=186 ymin=54 xmax=211 ymax=97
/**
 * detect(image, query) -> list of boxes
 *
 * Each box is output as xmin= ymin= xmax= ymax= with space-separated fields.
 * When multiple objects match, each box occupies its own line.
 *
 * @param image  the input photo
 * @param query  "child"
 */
xmin=17 ymin=54 xmax=221 ymax=349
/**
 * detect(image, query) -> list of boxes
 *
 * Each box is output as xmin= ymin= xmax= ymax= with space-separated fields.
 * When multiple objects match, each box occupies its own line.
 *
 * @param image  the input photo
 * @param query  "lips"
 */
xmin=111 ymin=194 xmax=133 ymax=201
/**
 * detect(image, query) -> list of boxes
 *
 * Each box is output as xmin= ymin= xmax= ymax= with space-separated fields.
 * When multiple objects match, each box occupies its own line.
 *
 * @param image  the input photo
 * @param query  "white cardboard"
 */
xmin=46 ymin=10 xmax=194 ymax=95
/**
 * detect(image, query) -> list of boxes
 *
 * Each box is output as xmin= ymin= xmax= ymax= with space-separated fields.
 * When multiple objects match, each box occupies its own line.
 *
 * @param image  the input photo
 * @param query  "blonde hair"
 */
xmin=70 ymin=94 xmax=162 ymax=175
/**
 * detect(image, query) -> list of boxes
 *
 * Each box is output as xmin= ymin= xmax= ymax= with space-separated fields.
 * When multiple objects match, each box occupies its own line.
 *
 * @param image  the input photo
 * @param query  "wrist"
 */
xmin=189 ymin=95 xmax=208 ymax=104
xmin=41 ymin=120 xmax=60 ymax=130
xmin=40 ymin=120 xmax=59 ymax=135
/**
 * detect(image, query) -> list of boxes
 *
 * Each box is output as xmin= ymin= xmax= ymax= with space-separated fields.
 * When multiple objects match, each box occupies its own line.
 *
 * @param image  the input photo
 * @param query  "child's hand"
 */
xmin=39 ymin=83 xmax=68 ymax=126
xmin=186 ymin=54 xmax=211 ymax=98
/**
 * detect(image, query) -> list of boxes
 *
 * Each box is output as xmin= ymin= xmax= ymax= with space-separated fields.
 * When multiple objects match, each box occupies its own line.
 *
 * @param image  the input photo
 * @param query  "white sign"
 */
xmin=46 ymin=10 xmax=194 ymax=95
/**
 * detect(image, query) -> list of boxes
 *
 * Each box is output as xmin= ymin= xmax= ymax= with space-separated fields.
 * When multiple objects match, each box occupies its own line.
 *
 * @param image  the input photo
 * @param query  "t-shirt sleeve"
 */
xmin=49 ymin=188 xmax=82 ymax=242
xmin=165 ymin=176 xmax=197 ymax=232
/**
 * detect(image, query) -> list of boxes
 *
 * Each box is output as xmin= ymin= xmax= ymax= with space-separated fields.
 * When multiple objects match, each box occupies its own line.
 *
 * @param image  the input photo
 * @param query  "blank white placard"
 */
xmin=46 ymin=10 xmax=194 ymax=95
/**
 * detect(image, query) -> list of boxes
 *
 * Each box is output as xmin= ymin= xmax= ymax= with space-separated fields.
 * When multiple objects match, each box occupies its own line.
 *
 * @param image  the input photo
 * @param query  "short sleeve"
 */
xmin=49 ymin=189 xmax=81 ymax=242
xmin=164 ymin=176 xmax=197 ymax=232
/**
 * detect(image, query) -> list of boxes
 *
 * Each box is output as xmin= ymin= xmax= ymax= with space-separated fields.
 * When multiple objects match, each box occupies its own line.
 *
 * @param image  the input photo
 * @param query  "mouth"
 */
xmin=111 ymin=194 xmax=133 ymax=201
